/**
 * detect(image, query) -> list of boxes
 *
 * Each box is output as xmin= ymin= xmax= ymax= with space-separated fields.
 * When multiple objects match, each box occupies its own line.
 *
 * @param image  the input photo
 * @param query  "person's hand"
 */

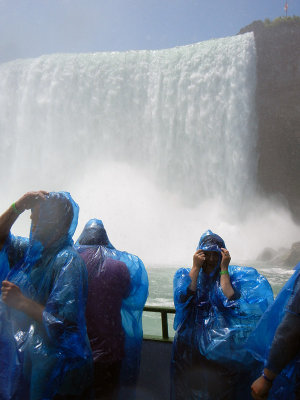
xmin=1 ymin=280 xmax=44 ymax=322
xmin=251 ymin=375 xmax=272 ymax=399
xmin=220 ymin=248 xmax=231 ymax=270
xmin=15 ymin=191 xmax=48 ymax=213
xmin=193 ymin=250 xmax=206 ymax=270
xmin=1 ymin=280 xmax=27 ymax=311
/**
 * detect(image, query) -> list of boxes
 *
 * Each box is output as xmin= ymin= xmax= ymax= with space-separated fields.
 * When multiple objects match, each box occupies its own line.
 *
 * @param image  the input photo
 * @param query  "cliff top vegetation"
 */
xmin=239 ymin=16 xmax=300 ymax=34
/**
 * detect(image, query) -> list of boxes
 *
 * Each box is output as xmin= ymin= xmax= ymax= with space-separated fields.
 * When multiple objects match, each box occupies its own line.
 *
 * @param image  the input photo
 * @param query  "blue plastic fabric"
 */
xmin=171 ymin=230 xmax=274 ymax=400
xmin=0 ymin=192 xmax=93 ymax=400
xmin=196 ymin=229 xmax=226 ymax=253
xmin=0 ymin=250 xmax=9 ymax=293
xmin=77 ymin=219 xmax=115 ymax=249
xmin=76 ymin=219 xmax=149 ymax=397
xmin=247 ymin=262 xmax=300 ymax=399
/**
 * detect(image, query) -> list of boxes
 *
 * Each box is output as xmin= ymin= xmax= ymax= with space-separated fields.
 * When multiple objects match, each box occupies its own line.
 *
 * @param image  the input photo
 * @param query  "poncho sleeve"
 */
xmin=0 ymin=248 xmax=10 ymax=288
xmin=173 ymin=268 xmax=195 ymax=331
xmin=213 ymin=265 xmax=273 ymax=315
xmin=247 ymin=263 xmax=300 ymax=399
xmin=42 ymin=248 xmax=91 ymax=360
xmin=0 ymin=234 xmax=30 ymax=400
xmin=0 ymin=234 xmax=31 ymax=320
xmin=2 ymin=233 xmax=29 ymax=272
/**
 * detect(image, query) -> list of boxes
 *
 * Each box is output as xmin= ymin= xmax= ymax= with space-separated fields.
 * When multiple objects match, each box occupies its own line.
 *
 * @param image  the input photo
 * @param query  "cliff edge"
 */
xmin=240 ymin=18 xmax=300 ymax=222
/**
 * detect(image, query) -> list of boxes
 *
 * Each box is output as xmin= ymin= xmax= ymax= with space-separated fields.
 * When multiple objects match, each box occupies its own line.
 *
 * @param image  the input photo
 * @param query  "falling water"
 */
xmin=0 ymin=32 xmax=299 ymax=264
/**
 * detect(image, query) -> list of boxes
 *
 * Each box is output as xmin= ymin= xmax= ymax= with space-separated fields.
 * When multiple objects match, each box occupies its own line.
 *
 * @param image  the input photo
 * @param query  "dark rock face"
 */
xmin=282 ymin=241 xmax=300 ymax=266
xmin=256 ymin=247 xmax=278 ymax=262
xmin=240 ymin=19 xmax=300 ymax=222
xmin=257 ymin=241 xmax=300 ymax=267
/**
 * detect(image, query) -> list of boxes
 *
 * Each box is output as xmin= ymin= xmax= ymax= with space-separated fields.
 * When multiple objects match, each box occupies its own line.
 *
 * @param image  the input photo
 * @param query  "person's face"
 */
xmin=30 ymin=203 xmax=41 ymax=233
xmin=30 ymin=200 xmax=58 ymax=243
xmin=202 ymin=251 xmax=219 ymax=274
xmin=30 ymin=199 xmax=72 ymax=246
xmin=204 ymin=251 xmax=219 ymax=265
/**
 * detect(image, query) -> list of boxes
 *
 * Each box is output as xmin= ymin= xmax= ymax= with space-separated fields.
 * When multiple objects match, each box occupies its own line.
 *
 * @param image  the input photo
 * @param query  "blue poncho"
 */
xmin=171 ymin=230 xmax=274 ymax=400
xmin=76 ymin=219 xmax=149 ymax=396
xmin=247 ymin=262 xmax=300 ymax=399
xmin=0 ymin=192 xmax=93 ymax=400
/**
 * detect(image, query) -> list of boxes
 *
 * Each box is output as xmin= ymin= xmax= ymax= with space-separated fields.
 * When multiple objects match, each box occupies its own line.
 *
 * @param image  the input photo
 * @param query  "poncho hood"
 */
xmin=26 ymin=191 xmax=78 ymax=262
xmin=197 ymin=229 xmax=226 ymax=254
xmin=76 ymin=219 xmax=115 ymax=249
xmin=196 ymin=230 xmax=226 ymax=277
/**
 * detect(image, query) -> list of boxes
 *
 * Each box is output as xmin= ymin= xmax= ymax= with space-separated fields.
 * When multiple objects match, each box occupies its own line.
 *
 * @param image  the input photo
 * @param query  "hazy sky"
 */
xmin=0 ymin=0 xmax=299 ymax=63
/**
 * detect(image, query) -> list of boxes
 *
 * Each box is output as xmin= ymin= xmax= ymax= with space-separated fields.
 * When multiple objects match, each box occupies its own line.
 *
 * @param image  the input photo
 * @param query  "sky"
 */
xmin=0 ymin=0 xmax=299 ymax=63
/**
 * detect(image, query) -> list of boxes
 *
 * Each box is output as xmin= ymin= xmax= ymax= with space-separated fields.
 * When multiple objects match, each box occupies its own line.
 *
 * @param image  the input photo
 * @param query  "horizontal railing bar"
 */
xmin=143 ymin=334 xmax=174 ymax=342
xmin=144 ymin=305 xmax=176 ymax=314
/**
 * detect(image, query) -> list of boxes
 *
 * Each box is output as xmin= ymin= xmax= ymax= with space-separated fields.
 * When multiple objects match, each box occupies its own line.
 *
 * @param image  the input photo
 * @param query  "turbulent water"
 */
xmin=0 ymin=32 xmax=299 ymax=265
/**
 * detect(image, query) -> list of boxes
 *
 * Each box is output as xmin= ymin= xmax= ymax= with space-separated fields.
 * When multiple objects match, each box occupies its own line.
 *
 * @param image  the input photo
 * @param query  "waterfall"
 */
xmin=0 ymin=32 xmax=298 ymax=263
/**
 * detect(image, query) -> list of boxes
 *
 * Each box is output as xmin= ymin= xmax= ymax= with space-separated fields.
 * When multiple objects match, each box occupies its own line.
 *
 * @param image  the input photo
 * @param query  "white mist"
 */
xmin=0 ymin=32 xmax=299 ymax=265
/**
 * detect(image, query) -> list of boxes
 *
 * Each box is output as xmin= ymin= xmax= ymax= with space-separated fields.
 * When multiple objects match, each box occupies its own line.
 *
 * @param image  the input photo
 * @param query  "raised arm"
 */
xmin=0 ymin=191 xmax=48 ymax=250
xmin=189 ymin=250 xmax=205 ymax=291
xmin=219 ymin=248 xmax=235 ymax=299
xmin=0 ymin=190 xmax=49 ymax=321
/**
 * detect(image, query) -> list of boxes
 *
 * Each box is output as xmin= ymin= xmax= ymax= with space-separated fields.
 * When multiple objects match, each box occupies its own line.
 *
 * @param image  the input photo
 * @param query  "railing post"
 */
xmin=143 ymin=305 xmax=175 ymax=340
xmin=161 ymin=311 xmax=169 ymax=339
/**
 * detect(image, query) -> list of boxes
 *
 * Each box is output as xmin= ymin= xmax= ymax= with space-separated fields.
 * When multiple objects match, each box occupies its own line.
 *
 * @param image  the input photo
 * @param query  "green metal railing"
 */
xmin=143 ymin=305 xmax=176 ymax=341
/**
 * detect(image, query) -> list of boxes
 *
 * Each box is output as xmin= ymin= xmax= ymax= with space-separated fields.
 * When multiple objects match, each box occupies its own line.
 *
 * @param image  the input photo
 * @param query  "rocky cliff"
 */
xmin=240 ymin=18 xmax=300 ymax=222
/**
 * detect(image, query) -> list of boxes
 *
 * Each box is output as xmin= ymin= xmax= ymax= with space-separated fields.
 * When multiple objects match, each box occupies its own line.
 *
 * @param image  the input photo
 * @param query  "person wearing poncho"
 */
xmin=248 ymin=262 xmax=300 ymax=400
xmin=0 ymin=191 xmax=93 ymax=400
xmin=76 ymin=219 xmax=149 ymax=399
xmin=171 ymin=230 xmax=274 ymax=400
